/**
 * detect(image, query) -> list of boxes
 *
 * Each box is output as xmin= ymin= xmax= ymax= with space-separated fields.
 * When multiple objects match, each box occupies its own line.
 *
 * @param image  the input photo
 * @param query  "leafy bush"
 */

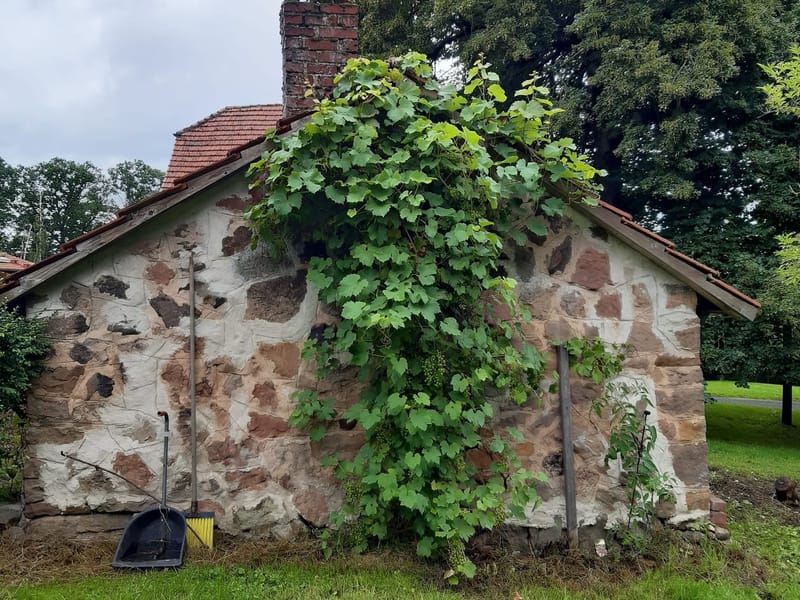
xmin=0 ymin=410 xmax=24 ymax=501
xmin=0 ymin=300 xmax=50 ymax=415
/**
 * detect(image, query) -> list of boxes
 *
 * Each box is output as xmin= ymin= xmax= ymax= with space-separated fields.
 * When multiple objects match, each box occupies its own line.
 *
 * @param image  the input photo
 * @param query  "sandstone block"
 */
xmin=595 ymin=293 xmax=621 ymax=319
xmin=207 ymin=437 xmax=241 ymax=464
xmin=245 ymin=272 xmax=307 ymax=322
xmin=710 ymin=511 xmax=727 ymax=528
xmin=709 ymin=496 xmax=727 ymax=512
xmin=47 ymin=313 xmax=89 ymax=337
xmin=675 ymin=325 xmax=701 ymax=352
xmin=24 ymin=514 xmax=131 ymax=539
xmin=225 ymin=468 xmax=268 ymax=492
xmin=216 ymin=195 xmax=251 ymax=212
xmin=149 ymin=293 xmax=190 ymax=327
xmin=548 ymin=236 xmax=572 ymax=274
xmin=669 ymin=443 xmax=708 ymax=486
xmin=654 ymin=354 xmax=700 ymax=367
xmin=93 ymin=275 xmax=129 ymax=299
xmin=664 ymin=283 xmax=697 ymax=310
xmin=145 ymin=261 xmax=176 ymax=285
xmin=69 ymin=343 xmax=93 ymax=364
xmin=571 ymin=248 xmax=609 ymax=290
xmin=676 ymin=418 xmax=706 ymax=443
xmin=253 ymin=381 xmax=279 ymax=409
xmin=247 ymin=413 xmax=290 ymax=438
xmin=112 ymin=453 xmax=153 ymax=489
xmin=654 ymin=385 xmax=704 ymax=417
xmin=626 ymin=321 xmax=664 ymax=354
xmin=24 ymin=502 xmax=61 ymax=517
xmin=86 ymin=373 xmax=115 ymax=399
xmin=560 ymin=290 xmax=586 ymax=317
xmin=258 ymin=342 xmax=301 ymax=377
xmin=60 ymin=284 xmax=86 ymax=309
xmin=25 ymin=425 xmax=83 ymax=445
xmin=652 ymin=366 xmax=704 ymax=389
xmin=222 ymin=225 xmax=252 ymax=256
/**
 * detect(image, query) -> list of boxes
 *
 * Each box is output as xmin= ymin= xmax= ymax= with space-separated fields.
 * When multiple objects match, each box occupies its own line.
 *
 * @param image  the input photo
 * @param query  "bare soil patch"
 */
xmin=710 ymin=467 xmax=800 ymax=527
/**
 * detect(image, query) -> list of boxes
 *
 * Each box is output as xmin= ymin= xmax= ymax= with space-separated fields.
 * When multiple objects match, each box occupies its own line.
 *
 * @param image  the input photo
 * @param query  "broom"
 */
xmin=186 ymin=251 xmax=215 ymax=549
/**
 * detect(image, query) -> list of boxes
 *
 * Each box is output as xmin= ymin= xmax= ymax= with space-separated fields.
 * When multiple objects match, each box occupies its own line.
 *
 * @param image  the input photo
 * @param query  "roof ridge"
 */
xmin=173 ymin=104 xmax=282 ymax=137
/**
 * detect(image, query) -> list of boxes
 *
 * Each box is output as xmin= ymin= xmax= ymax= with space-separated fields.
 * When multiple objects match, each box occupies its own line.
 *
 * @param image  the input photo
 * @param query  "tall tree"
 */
xmin=107 ymin=159 xmax=164 ymax=207
xmin=359 ymin=1 xmax=799 ymax=243
xmin=9 ymin=159 xmax=114 ymax=262
xmin=359 ymin=0 xmax=800 ymax=413
xmin=0 ymin=158 xmax=18 ymax=253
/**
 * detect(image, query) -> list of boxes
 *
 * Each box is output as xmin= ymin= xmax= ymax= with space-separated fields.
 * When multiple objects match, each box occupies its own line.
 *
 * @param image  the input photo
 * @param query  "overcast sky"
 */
xmin=0 ymin=1 xmax=283 ymax=171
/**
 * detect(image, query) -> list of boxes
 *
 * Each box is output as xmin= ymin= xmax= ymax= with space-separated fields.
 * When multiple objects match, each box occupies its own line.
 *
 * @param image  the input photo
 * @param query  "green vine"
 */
xmin=246 ymin=53 xmax=603 ymax=578
xmin=566 ymin=337 xmax=674 ymax=553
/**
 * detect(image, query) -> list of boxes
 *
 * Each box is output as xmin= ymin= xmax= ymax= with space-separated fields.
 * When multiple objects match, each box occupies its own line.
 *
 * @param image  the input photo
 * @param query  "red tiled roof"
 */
xmin=162 ymin=104 xmax=283 ymax=189
xmin=0 ymin=252 xmax=32 ymax=275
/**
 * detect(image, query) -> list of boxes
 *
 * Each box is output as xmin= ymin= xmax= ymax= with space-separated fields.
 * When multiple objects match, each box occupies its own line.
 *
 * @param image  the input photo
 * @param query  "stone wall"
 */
xmin=20 ymin=177 xmax=709 ymax=536
xmin=503 ymin=213 xmax=708 ymax=528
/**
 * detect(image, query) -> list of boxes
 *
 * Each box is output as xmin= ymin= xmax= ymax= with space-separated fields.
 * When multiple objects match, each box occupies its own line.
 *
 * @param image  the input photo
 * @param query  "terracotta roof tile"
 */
xmin=0 ymin=252 xmax=33 ymax=275
xmin=162 ymin=105 xmax=282 ymax=188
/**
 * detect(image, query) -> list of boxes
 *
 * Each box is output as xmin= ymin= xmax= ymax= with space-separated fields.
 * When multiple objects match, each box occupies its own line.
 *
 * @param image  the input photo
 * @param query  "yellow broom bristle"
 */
xmin=186 ymin=513 xmax=215 ymax=549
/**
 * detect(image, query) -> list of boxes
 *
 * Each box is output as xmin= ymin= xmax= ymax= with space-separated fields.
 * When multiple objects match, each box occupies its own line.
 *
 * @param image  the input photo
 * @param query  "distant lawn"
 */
xmin=705 ymin=380 xmax=800 ymax=401
xmin=705 ymin=403 xmax=800 ymax=479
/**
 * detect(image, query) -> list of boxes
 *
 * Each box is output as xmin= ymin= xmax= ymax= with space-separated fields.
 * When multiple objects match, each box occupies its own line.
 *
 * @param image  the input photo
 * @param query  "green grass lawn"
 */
xmin=0 ymin=552 xmax=785 ymax=600
xmin=705 ymin=380 xmax=800 ymax=401
xmin=1 ymin=563 xmax=467 ymax=600
xmin=705 ymin=403 xmax=800 ymax=479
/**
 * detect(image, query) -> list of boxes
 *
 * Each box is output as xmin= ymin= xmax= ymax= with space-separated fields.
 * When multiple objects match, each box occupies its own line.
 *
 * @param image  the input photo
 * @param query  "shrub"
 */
xmin=0 ymin=300 xmax=50 ymax=415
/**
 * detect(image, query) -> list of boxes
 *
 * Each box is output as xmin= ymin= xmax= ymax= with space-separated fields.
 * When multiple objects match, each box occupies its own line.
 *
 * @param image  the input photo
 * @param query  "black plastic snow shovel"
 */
xmin=112 ymin=411 xmax=186 ymax=569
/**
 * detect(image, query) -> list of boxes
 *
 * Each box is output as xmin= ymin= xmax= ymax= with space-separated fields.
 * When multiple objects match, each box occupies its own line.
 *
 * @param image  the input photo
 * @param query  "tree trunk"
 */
xmin=782 ymin=382 xmax=793 ymax=426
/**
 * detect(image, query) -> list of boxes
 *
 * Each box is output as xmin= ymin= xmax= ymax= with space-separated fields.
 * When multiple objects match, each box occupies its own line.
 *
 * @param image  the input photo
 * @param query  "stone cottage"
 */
xmin=0 ymin=0 xmax=759 ymax=542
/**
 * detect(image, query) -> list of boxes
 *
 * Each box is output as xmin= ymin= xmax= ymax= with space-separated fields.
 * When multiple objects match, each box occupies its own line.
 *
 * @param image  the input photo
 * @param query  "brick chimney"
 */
xmin=280 ymin=1 xmax=359 ymax=118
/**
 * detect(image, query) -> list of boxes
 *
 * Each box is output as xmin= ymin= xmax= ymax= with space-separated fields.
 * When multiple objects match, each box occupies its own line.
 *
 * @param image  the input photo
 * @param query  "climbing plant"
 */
xmin=246 ymin=53 xmax=604 ymax=578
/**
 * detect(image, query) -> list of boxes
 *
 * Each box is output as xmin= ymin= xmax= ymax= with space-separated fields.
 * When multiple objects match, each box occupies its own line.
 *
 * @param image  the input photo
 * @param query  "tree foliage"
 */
xmin=0 ymin=157 xmax=163 ymax=261
xmin=0 ymin=301 xmax=50 ymax=416
xmin=108 ymin=159 xmax=164 ymax=207
xmin=762 ymin=46 xmax=800 ymax=119
xmin=247 ymin=53 xmax=604 ymax=577
xmin=356 ymin=0 xmax=800 ymax=416
xmin=358 ymin=0 xmax=799 ymax=241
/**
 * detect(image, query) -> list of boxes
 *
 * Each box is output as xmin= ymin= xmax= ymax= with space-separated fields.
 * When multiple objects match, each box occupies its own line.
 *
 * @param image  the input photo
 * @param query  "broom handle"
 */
xmin=189 ymin=252 xmax=198 ymax=514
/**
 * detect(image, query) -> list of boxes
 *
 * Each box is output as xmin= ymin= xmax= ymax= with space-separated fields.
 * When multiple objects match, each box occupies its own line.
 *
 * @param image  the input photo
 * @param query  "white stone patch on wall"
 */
xmin=111 ymin=252 xmax=151 ymax=283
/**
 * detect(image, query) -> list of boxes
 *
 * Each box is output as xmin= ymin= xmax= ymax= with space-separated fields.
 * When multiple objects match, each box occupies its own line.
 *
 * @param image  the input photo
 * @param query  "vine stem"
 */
xmin=627 ymin=410 xmax=651 ymax=529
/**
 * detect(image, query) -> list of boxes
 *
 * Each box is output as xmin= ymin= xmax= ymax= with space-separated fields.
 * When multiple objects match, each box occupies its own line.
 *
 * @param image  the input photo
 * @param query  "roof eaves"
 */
xmin=0 ymin=143 xmax=268 ymax=301
xmin=567 ymin=199 xmax=760 ymax=320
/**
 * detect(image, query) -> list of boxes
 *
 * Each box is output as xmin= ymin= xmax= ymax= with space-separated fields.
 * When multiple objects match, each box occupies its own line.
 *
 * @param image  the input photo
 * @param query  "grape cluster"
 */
xmin=370 ymin=421 xmax=392 ymax=446
xmin=345 ymin=519 xmax=368 ymax=552
xmin=491 ymin=505 xmax=508 ymax=524
xmin=447 ymin=537 xmax=466 ymax=570
xmin=422 ymin=351 xmax=446 ymax=388
xmin=451 ymin=455 xmax=467 ymax=475
xmin=344 ymin=477 xmax=361 ymax=507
